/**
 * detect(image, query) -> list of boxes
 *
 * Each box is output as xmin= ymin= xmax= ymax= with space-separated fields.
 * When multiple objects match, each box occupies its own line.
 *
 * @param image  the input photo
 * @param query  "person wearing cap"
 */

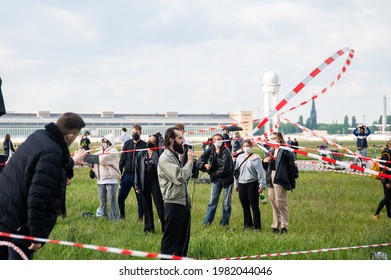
xmin=91 ymin=134 xmax=121 ymax=221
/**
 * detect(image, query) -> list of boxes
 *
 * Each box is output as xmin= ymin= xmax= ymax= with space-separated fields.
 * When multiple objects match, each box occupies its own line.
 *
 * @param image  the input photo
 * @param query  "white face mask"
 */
xmin=102 ymin=143 xmax=108 ymax=150
xmin=243 ymin=146 xmax=252 ymax=154
xmin=214 ymin=140 xmax=223 ymax=148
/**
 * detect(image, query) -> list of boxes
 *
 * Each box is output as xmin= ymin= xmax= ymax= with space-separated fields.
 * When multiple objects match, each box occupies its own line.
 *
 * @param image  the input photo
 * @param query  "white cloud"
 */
xmin=0 ymin=0 xmax=390 ymax=126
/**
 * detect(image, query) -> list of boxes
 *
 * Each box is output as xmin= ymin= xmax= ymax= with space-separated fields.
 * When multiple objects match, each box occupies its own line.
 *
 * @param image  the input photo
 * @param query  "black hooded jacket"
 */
xmin=0 ymin=123 xmax=73 ymax=244
xmin=196 ymin=145 xmax=234 ymax=188
xmin=264 ymin=148 xmax=298 ymax=190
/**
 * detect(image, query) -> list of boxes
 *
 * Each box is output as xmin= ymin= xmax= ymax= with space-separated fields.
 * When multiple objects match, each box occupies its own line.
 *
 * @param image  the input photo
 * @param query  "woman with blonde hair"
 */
xmin=263 ymin=132 xmax=298 ymax=234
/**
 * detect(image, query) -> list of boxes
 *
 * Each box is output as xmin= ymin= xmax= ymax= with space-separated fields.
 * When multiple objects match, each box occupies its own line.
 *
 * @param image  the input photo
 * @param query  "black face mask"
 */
xmin=132 ymin=133 xmax=140 ymax=141
xmin=173 ymin=141 xmax=184 ymax=154
xmin=147 ymin=141 xmax=155 ymax=148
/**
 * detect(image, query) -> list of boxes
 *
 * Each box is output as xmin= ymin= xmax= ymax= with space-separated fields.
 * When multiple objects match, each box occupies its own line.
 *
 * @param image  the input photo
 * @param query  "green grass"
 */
xmin=34 ymin=167 xmax=391 ymax=260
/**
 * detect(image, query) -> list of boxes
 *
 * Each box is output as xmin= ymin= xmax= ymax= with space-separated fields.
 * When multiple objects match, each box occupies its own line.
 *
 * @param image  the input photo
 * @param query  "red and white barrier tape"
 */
xmin=219 ymin=242 xmax=391 ymax=260
xmin=0 ymin=232 xmax=193 ymax=260
xmin=278 ymin=47 xmax=354 ymax=117
xmin=297 ymin=162 xmax=371 ymax=177
xmin=250 ymin=47 xmax=354 ymax=136
xmin=258 ymin=120 xmax=281 ymax=141
xmin=257 ymin=139 xmax=391 ymax=180
xmin=280 ymin=116 xmax=356 ymax=155
xmin=0 ymin=240 xmax=29 ymax=260
xmin=280 ymin=117 xmax=391 ymax=171
xmin=3 ymin=232 xmax=388 ymax=261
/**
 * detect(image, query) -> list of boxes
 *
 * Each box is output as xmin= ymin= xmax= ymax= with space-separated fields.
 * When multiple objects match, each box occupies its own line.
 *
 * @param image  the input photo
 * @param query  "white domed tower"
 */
xmin=262 ymin=71 xmax=280 ymax=133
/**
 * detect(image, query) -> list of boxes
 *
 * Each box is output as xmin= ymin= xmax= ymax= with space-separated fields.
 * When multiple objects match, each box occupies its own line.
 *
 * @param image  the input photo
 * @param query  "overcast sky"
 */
xmin=0 ymin=0 xmax=390 ymax=126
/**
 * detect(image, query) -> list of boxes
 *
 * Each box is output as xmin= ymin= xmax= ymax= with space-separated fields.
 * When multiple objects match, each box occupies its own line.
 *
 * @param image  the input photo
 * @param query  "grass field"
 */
xmin=31 ymin=141 xmax=391 ymax=260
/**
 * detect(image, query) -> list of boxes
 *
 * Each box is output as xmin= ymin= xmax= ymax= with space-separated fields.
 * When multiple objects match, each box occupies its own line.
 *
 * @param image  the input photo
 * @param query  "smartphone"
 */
xmin=84 ymin=154 xmax=99 ymax=164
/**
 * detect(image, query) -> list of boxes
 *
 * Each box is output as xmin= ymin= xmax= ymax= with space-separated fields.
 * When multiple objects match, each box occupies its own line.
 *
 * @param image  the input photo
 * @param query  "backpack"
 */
xmin=370 ymin=152 xmax=390 ymax=180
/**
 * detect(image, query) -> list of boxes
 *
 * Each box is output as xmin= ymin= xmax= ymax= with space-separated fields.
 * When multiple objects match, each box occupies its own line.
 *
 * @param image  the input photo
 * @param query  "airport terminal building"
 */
xmin=0 ymin=110 xmax=254 ymax=143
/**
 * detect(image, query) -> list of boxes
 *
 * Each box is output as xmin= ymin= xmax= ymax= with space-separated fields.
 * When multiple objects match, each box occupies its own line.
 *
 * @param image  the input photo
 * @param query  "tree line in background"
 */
xmin=254 ymin=114 xmax=388 ymax=135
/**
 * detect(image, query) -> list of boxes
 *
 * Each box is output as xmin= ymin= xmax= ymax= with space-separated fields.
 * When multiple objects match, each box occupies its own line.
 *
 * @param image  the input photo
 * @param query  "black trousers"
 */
xmin=375 ymin=182 xmax=391 ymax=217
xmin=118 ymin=172 xmax=143 ymax=219
xmin=238 ymin=181 xmax=261 ymax=229
xmin=161 ymin=203 xmax=191 ymax=257
xmin=142 ymin=173 xmax=165 ymax=232
xmin=0 ymin=238 xmax=35 ymax=260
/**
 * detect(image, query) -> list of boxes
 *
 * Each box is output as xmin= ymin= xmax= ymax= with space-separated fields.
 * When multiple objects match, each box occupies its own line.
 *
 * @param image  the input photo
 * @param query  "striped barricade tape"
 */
xmin=256 ymin=139 xmax=391 ymax=180
xmin=0 ymin=232 xmax=194 ymax=260
xmin=218 ymin=242 xmax=391 ymax=260
xmin=280 ymin=116 xmax=356 ymax=155
xmin=0 ymin=240 xmax=29 ymax=260
xmin=279 ymin=117 xmax=391 ymax=170
xmin=278 ymin=47 xmax=354 ymax=117
xmin=250 ymin=47 xmax=354 ymax=136
xmin=297 ymin=162 xmax=371 ymax=176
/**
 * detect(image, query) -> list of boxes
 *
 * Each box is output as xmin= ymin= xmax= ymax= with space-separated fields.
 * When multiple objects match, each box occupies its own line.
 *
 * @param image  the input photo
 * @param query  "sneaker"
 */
xmin=281 ymin=228 xmax=288 ymax=234
xmin=272 ymin=228 xmax=279 ymax=234
xmin=96 ymin=208 xmax=103 ymax=217
xmin=372 ymin=214 xmax=380 ymax=220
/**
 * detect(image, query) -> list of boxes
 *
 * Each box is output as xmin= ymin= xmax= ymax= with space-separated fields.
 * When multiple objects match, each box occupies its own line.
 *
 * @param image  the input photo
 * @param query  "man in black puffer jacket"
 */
xmin=0 ymin=112 xmax=87 ymax=260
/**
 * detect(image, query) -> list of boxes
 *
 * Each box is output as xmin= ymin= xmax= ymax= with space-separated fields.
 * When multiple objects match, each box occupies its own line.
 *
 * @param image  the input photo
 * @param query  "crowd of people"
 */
xmin=0 ymin=117 xmax=389 ymax=260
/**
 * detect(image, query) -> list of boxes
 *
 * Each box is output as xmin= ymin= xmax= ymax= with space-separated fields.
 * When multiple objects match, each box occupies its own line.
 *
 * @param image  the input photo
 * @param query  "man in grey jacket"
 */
xmin=158 ymin=127 xmax=194 ymax=257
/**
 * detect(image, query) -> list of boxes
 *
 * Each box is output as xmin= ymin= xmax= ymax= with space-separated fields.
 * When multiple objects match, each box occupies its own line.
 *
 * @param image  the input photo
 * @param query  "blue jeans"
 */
xmin=98 ymin=183 xmax=120 ymax=221
xmin=118 ymin=172 xmax=143 ymax=219
xmin=202 ymin=180 xmax=233 ymax=226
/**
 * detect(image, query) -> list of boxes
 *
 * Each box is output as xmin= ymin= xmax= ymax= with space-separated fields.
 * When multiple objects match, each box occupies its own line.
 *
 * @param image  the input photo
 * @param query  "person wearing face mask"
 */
xmin=119 ymin=124 xmax=147 ymax=221
xmin=158 ymin=127 xmax=194 ymax=257
xmin=263 ymin=132 xmax=298 ymax=234
xmin=134 ymin=134 xmax=165 ymax=233
xmin=118 ymin=124 xmax=147 ymax=223
xmin=234 ymin=139 xmax=266 ymax=230
xmin=196 ymin=133 xmax=234 ymax=227
xmin=91 ymin=134 xmax=121 ymax=221
xmin=0 ymin=112 xmax=87 ymax=260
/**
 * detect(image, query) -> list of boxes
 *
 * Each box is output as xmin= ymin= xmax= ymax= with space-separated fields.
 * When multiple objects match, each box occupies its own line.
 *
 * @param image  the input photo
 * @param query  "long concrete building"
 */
xmin=0 ymin=110 xmax=254 ymax=143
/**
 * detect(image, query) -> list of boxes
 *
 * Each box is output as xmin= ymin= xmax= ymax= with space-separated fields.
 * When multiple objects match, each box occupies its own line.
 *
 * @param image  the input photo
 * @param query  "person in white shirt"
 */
xmin=119 ymin=127 xmax=131 ymax=148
